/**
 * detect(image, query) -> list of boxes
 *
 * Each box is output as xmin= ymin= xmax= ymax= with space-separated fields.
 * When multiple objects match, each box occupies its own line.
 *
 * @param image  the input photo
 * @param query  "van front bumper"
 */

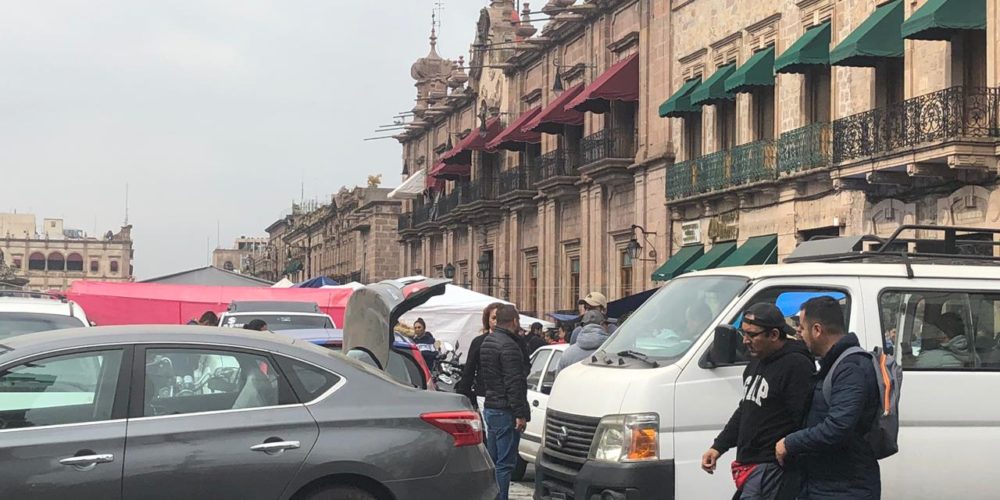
xmin=534 ymin=452 xmax=674 ymax=500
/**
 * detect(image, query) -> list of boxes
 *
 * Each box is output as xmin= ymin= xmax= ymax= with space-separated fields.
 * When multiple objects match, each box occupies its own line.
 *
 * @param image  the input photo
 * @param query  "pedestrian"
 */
xmin=701 ymin=303 xmax=814 ymax=500
xmin=558 ymin=310 xmax=610 ymax=371
xmin=197 ymin=311 xmax=219 ymax=326
xmin=554 ymin=322 xmax=570 ymax=344
xmin=243 ymin=319 xmax=268 ymax=332
xmin=776 ymin=296 xmax=881 ymax=500
xmin=456 ymin=302 xmax=504 ymax=409
xmin=571 ymin=292 xmax=610 ymax=344
xmin=479 ymin=304 xmax=530 ymax=500
xmin=411 ymin=318 xmax=438 ymax=369
xmin=524 ymin=322 xmax=547 ymax=355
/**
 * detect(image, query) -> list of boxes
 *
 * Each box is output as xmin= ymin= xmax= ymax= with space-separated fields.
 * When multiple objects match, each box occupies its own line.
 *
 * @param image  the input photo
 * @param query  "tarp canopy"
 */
xmin=439 ymin=117 xmax=503 ymax=165
xmin=524 ymin=83 xmax=586 ymax=134
xmin=659 ymin=77 xmax=703 ymax=118
xmin=651 ymin=244 xmax=704 ymax=282
xmin=65 ymin=281 xmax=354 ymax=327
xmin=429 ymin=160 xmax=470 ymax=181
xmin=398 ymin=284 xmax=552 ymax=356
xmin=725 ymin=47 xmax=776 ymax=94
xmin=271 ymin=278 xmax=295 ymax=288
xmin=831 ymin=0 xmax=904 ymax=67
xmin=486 ymin=107 xmax=543 ymax=151
xmin=295 ymin=276 xmax=339 ymax=288
xmin=388 ymin=170 xmax=427 ymax=199
xmin=775 ymin=21 xmax=832 ymax=74
xmin=902 ymin=0 xmax=985 ymax=41
xmin=690 ymin=63 xmax=737 ymax=106
xmin=567 ymin=53 xmax=640 ymax=114
xmin=719 ymin=235 xmax=779 ymax=267
xmin=686 ymin=241 xmax=738 ymax=272
xmin=606 ymin=287 xmax=660 ymax=320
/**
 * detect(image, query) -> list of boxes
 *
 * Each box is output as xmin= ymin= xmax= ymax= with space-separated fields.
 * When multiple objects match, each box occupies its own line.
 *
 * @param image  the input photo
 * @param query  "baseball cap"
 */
xmin=582 ymin=309 xmax=606 ymax=325
xmin=742 ymin=303 xmax=795 ymax=337
xmin=583 ymin=291 xmax=608 ymax=309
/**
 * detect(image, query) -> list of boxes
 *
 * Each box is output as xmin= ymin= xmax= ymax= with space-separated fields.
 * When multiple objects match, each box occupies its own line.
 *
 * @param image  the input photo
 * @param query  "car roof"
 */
xmin=0 ymin=325 xmax=312 ymax=361
xmin=227 ymin=301 xmax=322 ymax=314
xmin=682 ymin=262 xmax=1000 ymax=282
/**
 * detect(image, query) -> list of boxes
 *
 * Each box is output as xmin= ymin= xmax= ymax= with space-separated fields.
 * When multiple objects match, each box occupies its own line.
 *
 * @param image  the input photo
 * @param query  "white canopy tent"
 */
xmin=321 ymin=282 xmax=365 ymax=291
xmin=271 ymin=278 xmax=295 ymax=288
xmin=399 ymin=283 xmax=553 ymax=356
xmin=387 ymin=170 xmax=426 ymax=199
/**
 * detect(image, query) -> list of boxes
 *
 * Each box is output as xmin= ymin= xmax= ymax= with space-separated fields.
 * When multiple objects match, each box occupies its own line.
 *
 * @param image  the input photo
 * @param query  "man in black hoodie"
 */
xmin=702 ymin=303 xmax=815 ymax=500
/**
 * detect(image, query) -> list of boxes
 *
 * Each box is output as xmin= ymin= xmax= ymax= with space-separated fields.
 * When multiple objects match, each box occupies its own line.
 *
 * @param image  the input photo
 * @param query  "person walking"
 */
xmin=524 ymin=322 xmax=547 ymax=355
xmin=456 ymin=302 xmax=504 ymax=409
xmin=479 ymin=304 xmax=530 ymax=500
xmin=701 ymin=303 xmax=814 ymax=500
xmin=411 ymin=318 xmax=438 ymax=369
xmin=558 ymin=310 xmax=610 ymax=371
xmin=776 ymin=296 xmax=881 ymax=500
xmin=187 ymin=311 xmax=219 ymax=326
xmin=243 ymin=319 xmax=268 ymax=332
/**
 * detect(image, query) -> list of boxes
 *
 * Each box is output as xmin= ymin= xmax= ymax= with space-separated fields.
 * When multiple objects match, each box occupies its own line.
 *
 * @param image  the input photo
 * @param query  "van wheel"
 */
xmin=302 ymin=485 xmax=377 ymax=500
xmin=511 ymin=456 xmax=528 ymax=482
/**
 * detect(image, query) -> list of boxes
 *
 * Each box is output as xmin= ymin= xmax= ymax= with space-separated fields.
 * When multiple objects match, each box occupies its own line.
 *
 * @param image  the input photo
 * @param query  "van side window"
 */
xmin=880 ymin=290 xmax=1000 ymax=370
xmin=724 ymin=288 xmax=850 ymax=365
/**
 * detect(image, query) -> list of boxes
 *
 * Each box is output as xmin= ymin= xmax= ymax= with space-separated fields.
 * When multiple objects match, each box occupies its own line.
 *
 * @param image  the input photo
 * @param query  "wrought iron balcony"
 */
xmin=666 ymin=140 xmax=779 ymax=201
xmin=778 ymin=122 xmax=832 ymax=175
xmin=499 ymin=164 xmax=540 ymax=194
xmin=731 ymin=140 xmax=777 ymax=186
xmin=833 ymin=86 xmax=1000 ymax=164
xmin=459 ymin=180 xmax=499 ymax=205
xmin=695 ymin=150 xmax=727 ymax=194
xmin=437 ymin=188 xmax=462 ymax=218
xmin=411 ymin=202 xmax=433 ymax=226
xmin=666 ymin=159 xmax=696 ymax=200
xmin=580 ymin=128 xmax=637 ymax=165
xmin=538 ymin=149 xmax=577 ymax=179
xmin=397 ymin=213 xmax=413 ymax=232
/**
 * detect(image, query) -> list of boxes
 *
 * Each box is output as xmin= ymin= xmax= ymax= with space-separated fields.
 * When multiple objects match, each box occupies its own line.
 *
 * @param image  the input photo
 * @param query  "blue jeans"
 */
xmin=483 ymin=408 xmax=520 ymax=500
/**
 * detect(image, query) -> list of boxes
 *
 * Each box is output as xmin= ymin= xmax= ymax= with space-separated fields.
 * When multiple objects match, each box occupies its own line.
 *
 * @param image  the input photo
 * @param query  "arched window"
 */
xmin=223 ymin=261 xmax=234 ymax=271
xmin=110 ymin=261 xmax=119 ymax=274
xmin=90 ymin=261 xmax=100 ymax=273
xmin=28 ymin=252 xmax=45 ymax=271
xmin=47 ymin=252 xmax=65 ymax=272
xmin=67 ymin=253 xmax=84 ymax=272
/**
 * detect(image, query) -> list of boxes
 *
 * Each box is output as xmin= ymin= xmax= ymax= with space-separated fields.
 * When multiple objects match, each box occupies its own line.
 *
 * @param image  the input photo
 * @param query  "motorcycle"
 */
xmin=433 ymin=341 xmax=464 ymax=392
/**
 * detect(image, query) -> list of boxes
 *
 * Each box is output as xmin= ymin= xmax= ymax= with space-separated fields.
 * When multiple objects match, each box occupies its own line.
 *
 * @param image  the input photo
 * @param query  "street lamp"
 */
xmin=475 ymin=251 xmax=510 ymax=300
xmin=627 ymin=225 xmax=659 ymax=262
xmin=476 ymin=253 xmax=490 ymax=275
xmin=444 ymin=263 xmax=456 ymax=279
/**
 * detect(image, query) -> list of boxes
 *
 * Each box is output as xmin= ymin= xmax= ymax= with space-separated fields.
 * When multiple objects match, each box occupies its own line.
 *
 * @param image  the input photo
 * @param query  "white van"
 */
xmin=536 ymin=232 xmax=1000 ymax=500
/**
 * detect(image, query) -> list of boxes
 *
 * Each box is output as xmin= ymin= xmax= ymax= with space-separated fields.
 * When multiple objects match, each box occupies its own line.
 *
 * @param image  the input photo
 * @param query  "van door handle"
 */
xmin=60 ymin=454 xmax=115 ymax=468
xmin=251 ymin=441 xmax=300 ymax=453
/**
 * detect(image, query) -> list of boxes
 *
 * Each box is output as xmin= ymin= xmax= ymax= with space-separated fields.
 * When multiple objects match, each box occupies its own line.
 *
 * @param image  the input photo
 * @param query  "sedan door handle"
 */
xmin=60 ymin=454 xmax=115 ymax=467
xmin=251 ymin=441 xmax=301 ymax=453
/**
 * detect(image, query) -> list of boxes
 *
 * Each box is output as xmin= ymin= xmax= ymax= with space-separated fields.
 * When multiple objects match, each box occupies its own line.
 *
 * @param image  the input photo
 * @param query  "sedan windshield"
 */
xmin=0 ymin=312 xmax=86 ymax=340
xmin=222 ymin=314 xmax=334 ymax=331
xmin=600 ymin=276 xmax=748 ymax=364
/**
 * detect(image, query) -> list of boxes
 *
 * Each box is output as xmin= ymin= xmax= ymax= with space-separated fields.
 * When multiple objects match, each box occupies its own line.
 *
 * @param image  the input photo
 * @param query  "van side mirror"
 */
xmin=709 ymin=325 xmax=739 ymax=367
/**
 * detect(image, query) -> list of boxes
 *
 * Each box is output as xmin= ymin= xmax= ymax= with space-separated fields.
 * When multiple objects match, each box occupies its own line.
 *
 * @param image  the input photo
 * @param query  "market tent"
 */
xmin=271 ymin=278 xmax=295 ymax=288
xmin=294 ymin=276 xmax=339 ymax=288
xmin=65 ymin=281 xmax=354 ymax=327
xmin=398 ymin=284 xmax=552 ymax=355
xmin=322 ymin=282 xmax=365 ymax=291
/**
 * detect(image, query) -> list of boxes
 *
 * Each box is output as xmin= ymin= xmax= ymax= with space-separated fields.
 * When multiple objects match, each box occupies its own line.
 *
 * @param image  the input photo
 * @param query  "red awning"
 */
xmin=567 ymin=53 xmax=640 ymax=114
xmin=523 ymin=84 xmax=586 ymax=134
xmin=485 ymin=107 xmax=543 ymax=151
xmin=429 ymin=160 xmax=471 ymax=180
xmin=439 ymin=117 xmax=503 ymax=165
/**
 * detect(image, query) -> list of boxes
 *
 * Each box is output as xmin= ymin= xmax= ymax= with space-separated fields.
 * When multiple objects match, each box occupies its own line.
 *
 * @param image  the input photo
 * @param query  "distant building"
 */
xmin=212 ymin=236 xmax=269 ymax=277
xmin=141 ymin=265 xmax=272 ymax=287
xmin=0 ymin=213 xmax=135 ymax=291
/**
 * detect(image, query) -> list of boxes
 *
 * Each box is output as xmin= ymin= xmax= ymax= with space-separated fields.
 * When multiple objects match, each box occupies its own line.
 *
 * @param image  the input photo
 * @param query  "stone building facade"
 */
xmin=264 ymin=187 xmax=403 ymax=284
xmin=212 ymin=237 xmax=269 ymax=276
xmin=395 ymin=0 xmax=999 ymax=315
xmin=0 ymin=213 xmax=135 ymax=291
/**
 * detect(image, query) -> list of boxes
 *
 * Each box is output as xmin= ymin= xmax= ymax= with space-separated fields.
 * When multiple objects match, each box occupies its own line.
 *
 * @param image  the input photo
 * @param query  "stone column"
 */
xmin=990 ymin=0 xmax=1000 ymax=87
xmin=540 ymin=198 xmax=559 ymax=313
xmin=633 ymin=169 xmax=648 ymax=292
xmin=578 ymin=187 xmax=591 ymax=298
xmin=468 ymin=223 xmax=479 ymax=290
xmin=507 ymin=210 xmax=522 ymax=307
xmin=422 ymin=235 xmax=432 ymax=277
xmin=590 ymin=184 xmax=608 ymax=296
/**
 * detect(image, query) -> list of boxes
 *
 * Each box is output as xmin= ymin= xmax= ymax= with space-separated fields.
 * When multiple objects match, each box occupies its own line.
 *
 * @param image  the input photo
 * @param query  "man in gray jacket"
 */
xmin=559 ymin=310 xmax=610 ymax=371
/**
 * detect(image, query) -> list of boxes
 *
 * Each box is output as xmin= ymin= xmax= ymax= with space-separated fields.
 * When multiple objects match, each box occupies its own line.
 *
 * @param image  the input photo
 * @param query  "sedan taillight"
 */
xmin=420 ymin=411 xmax=484 ymax=447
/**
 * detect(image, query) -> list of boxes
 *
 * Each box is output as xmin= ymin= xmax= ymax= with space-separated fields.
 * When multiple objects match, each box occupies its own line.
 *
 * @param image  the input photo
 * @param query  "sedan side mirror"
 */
xmin=709 ymin=325 xmax=739 ymax=367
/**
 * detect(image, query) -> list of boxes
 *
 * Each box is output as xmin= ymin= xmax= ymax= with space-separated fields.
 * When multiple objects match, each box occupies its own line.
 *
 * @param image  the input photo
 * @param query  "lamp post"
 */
xmin=475 ymin=252 xmax=510 ymax=301
xmin=626 ymin=225 xmax=659 ymax=262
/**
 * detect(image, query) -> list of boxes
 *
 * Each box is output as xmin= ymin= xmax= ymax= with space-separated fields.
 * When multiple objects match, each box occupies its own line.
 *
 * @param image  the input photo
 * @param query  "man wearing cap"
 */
xmin=571 ymin=292 xmax=615 ymax=344
xmin=701 ymin=303 xmax=815 ymax=500
xmin=558 ymin=310 xmax=610 ymax=371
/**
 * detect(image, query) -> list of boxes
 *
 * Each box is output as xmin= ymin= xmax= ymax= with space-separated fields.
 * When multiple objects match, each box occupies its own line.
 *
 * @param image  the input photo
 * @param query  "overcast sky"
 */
xmin=0 ymin=0 xmax=485 ymax=279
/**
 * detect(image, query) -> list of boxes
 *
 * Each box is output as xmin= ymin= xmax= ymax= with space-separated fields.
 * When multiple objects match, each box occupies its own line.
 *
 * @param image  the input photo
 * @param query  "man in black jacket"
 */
xmin=479 ymin=304 xmax=530 ymax=500
xmin=702 ymin=303 xmax=815 ymax=500
xmin=776 ymin=296 xmax=880 ymax=500
xmin=524 ymin=322 xmax=548 ymax=355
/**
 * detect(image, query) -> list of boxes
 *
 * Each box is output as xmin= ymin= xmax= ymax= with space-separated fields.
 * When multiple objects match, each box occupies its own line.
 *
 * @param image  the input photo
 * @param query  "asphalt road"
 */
xmin=509 ymin=464 xmax=535 ymax=499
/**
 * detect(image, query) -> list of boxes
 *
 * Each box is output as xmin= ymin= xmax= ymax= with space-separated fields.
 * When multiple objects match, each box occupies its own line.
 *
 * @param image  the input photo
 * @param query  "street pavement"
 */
xmin=509 ymin=465 xmax=535 ymax=499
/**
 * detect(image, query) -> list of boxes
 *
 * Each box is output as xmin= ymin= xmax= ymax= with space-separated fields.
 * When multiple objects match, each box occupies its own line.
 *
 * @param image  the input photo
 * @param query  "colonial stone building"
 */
xmin=264 ymin=186 xmax=403 ymax=284
xmin=212 ymin=237 xmax=269 ymax=276
xmin=0 ymin=213 xmax=135 ymax=291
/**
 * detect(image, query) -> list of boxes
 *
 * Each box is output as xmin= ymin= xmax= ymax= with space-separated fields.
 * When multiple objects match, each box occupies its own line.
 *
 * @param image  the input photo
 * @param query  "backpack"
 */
xmin=822 ymin=345 xmax=903 ymax=459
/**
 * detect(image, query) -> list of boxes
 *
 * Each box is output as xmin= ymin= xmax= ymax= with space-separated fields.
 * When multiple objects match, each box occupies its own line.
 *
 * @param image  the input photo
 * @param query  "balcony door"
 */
xmin=684 ymin=113 xmax=703 ymax=160
xmin=752 ymin=88 xmax=775 ymax=141
xmin=715 ymin=100 xmax=737 ymax=151
xmin=805 ymin=67 xmax=832 ymax=124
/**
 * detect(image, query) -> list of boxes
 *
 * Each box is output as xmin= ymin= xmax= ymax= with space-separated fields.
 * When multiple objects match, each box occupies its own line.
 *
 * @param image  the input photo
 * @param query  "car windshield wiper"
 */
xmin=616 ymin=350 xmax=659 ymax=368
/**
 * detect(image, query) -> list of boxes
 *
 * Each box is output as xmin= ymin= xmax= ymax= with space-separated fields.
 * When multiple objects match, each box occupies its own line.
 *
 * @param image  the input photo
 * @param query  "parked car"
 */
xmin=535 ymin=227 xmax=1000 ymax=500
xmin=515 ymin=342 xmax=569 ymax=481
xmin=218 ymin=300 xmax=336 ymax=330
xmin=0 ymin=325 xmax=497 ymax=499
xmin=0 ymin=291 xmax=89 ymax=340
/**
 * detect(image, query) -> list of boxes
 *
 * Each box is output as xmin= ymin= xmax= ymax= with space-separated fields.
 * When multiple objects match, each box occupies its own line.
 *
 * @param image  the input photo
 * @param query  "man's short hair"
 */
xmin=937 ymin=312 xmax=965 ymax=339
xmin=199 ymin=311 xmax=219 ymax=325
xmin=495 ymin=304 xmax=519 ymax=326
xmin=800 ymin=296 xmax=846 ymax=334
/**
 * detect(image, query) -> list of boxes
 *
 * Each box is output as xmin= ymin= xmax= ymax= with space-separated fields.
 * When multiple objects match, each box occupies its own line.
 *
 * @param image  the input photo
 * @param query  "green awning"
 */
xmin=831 ymin=0 xmax=904 ymax=68
xmin=725 ymin=47 xmax=776 ymax=94
xmin=685 ymin=242 xmax=738 ymax=272
xmin=775 ymin=21 xmax=832 ymax=74
xmin=690 ymin=64 xmax=737 ymax=106
xmin=902 ymin=0 xmax=985 ymax=41
xmin=651 ymin=244 xmax=704 ymax=282
xmin=284 ymin=260 xmax=303 ymax=274
xmin=718 ymin=235 xmax=778 ymax=268
xmin=659 ymin=77 xmax=703 ymax=118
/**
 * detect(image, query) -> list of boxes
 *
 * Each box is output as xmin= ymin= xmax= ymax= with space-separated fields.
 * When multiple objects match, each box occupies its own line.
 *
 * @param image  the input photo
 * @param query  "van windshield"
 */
xmin=600 ymin=276 xmax=748 ymax=364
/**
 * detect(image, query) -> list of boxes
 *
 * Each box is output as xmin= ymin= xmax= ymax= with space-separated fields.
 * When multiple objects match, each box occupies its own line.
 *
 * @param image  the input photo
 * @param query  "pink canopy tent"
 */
xmin=65 ymin=281 xmax=354 ymax=327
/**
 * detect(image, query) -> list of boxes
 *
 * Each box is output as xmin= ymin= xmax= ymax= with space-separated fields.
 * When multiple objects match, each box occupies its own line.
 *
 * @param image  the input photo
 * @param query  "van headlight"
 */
xmin=588 ymin=413 xmax=659 ymax=463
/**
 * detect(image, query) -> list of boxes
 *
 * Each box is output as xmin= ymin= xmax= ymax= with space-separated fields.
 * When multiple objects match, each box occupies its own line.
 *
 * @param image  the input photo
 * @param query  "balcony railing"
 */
xmin=437 ymin=188 xmax=462 ymax=218
xmin=499 ymin=165 xmax=540 ymax=193
xmin=460 ymin=180 xmax=499 ymax=204
xmin=581 ymin=128 xmax=637 ymax=165
xmin=778 ymin=122 xmax=832 ymax=175
xmin=833 ymin=86 xmax=1000 ymax=164
xmin=666 ymin=159 xmax=695 ymax=200
xmin=695 ymin=150 xmax=727 ymax=194
xmin=731 ymin=140 xmax=777 ymax=186
xmin=397 ymin=213 xmax=412 ymax=232
xmin=538 ymin=149 xmax=578 ymax=179
xmin=412 ymin=202 xmax=433 ymax=226
xmin=666 ymin=140 xmax=778 ymax=201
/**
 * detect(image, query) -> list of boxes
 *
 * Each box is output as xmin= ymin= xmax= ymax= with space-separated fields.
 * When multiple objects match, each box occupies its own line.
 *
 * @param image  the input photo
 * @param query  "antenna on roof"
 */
xmin=124 ymin=183 xmax=129 ymax=226
xmin=433 ymin=1 xmax=444 ymax=39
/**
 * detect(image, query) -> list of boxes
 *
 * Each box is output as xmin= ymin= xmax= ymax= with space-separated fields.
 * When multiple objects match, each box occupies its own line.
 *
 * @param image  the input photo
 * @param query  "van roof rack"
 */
xmin=785 ymin=225 xmax=1000 ymax=267
xmin=0 ymin=290 xmax=69 ymax=302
